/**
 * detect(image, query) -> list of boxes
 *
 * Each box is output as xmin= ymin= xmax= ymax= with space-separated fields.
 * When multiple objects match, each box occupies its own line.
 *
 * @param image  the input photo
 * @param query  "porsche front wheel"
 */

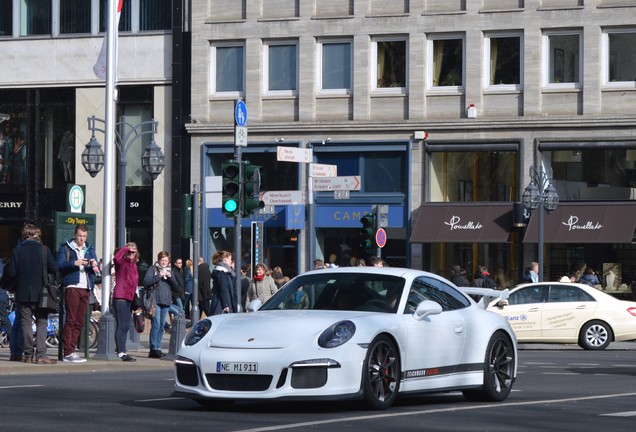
xmin=463 ymin=331 xmax=515 ymax=402
xmin=362 ymin=335 xmax=400 ymax=410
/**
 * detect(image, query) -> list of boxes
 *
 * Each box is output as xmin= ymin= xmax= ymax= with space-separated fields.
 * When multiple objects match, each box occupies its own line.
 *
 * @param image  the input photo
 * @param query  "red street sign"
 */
xmin=375 ymin=228 xmax=387 ymax=248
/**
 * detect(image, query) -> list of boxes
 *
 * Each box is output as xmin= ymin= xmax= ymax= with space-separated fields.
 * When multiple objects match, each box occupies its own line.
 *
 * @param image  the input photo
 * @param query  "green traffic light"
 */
xmin=224 ymin=199 xmax=238 ymax=213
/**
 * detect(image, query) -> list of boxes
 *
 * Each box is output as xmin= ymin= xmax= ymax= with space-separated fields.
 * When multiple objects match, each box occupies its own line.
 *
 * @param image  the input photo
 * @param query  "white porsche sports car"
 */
xmin=173 ymin=267 xmax=517 ymax=410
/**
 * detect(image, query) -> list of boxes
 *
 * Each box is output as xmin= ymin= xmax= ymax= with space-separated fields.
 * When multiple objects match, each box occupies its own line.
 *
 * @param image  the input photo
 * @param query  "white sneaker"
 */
xmin=63 ymin=352 xmax=87 ymax=363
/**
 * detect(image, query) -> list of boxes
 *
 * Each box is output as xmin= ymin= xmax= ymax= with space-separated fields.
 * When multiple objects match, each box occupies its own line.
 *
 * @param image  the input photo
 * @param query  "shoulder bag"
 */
xmin=39 ymin=247 xmax=61 ymax=312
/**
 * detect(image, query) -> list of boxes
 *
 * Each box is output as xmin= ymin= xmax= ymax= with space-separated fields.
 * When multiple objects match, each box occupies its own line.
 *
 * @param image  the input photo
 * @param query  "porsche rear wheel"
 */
xmin=362 ymin=335 xmax=400 ymax=410
xmin=463 ymin=331 xmax=515 ymax=402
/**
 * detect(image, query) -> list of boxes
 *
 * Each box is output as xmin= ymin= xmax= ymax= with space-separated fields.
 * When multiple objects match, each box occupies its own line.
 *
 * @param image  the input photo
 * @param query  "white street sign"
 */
xmin=260 ymin=190 xmax=307 ymax=205
xmin=235 ymin=126 xmax=247 ymax=147
xmin=205 ymin=176 xmax=222 ymax=192
xmin=311 ymin=163 xmax=337 ymax=177
xmin=277 ymin=146 xmax=312 ymax=163
xmin=312 ymin=176 xmax=361 ymax=191
xmin=205 ymin=192 xmax=222 ymax=208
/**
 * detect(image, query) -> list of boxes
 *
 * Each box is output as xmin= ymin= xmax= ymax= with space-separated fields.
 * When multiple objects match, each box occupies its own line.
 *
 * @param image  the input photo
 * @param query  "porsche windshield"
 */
xmin=259 ymin=272 xmax=406 ymax=313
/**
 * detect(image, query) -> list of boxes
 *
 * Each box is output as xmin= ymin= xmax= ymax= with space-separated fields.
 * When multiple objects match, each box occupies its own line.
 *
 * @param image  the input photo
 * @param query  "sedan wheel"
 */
xmin=362 ymin=335 xmax=400 ymax=410
xmin=463 ymin=331 xmax=515 ymax=402
xmin=578 ymin=320 xmax=612 ymax=350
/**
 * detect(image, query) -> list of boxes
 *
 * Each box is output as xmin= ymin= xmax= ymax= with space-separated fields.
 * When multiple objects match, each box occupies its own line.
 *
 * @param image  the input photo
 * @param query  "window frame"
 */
xmin=483 ymin=31 xmax=523 ymax=91
xmin=317 ymin=38 xmax=353 ymax=95
xmin=427 ymin=33 xmax=465 ymax=92
xmin=209 ymin=42 xmax=246 ymax=97
xmin=601 ymin=27 xmax=636 ymax=88
xmin=542 ymin=29 xmax=583 ymax=90
xmin=371 ymin=36 xmax=409 ymax=94
xmin=263 ymin=40 xmax=299 ymax=96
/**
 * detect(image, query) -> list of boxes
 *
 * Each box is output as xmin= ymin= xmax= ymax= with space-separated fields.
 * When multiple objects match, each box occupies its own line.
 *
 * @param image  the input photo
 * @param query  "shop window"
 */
xmin=319 ymin=40 xmax=352 ymax=93
xmin=211 ymin=44 xmax=245 ymax=95
xmin=373 ymin=38 xmax=407 ymax=90
xmin=119 ymin=104 xmax=154 ymax=188
xmin=264 ymin=41 xmax=298 ymax=94
xmin=60 ymin=1 xmax=91 ymax=34
xmin=429 ymin=151 xmax=517 ymax=202
xmin=544 ymin=31 xmax=581 ymax=87
xmin=0 ymin=0 xmax=12 ymax=37
xmin=430 ymin=36 xmax=464 ymax=88
xmin=485 ymin=34 xmax=522 ymax=87
xmin=605 ymin=30 xmax=636 ymax=84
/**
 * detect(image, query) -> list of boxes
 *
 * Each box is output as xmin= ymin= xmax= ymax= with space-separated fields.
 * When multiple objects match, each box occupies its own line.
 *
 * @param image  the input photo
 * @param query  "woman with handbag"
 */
xmin=143 ymin=250 xmax=180 ymax=358
xmin=112 ymin=242 xmax=139 ymax=362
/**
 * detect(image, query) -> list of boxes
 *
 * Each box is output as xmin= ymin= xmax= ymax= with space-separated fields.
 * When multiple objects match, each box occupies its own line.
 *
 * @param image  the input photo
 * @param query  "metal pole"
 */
xmin=117 ymin=118 xmax=126 ymax=247
xmin=191 ymin=184 xmax=200 ymax=322
xmin=538 ymin=200 xmax=544 ymax=282
xmin=234 ymin=147 xmax=242 ymax=311
xmin=94 ymin=0 xmax=118 ymax=360
xmin=307 ymin=146 xmax=315 ymax=272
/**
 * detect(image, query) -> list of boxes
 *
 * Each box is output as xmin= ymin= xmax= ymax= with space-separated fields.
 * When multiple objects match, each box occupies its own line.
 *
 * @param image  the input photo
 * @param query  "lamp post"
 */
xmin=82 ymin=115 xmax=165 ymax=359
xmin=84 ymin=115 xmax=165 ymax=247
xmin=522 ymin=165 xmax=559 ymax=282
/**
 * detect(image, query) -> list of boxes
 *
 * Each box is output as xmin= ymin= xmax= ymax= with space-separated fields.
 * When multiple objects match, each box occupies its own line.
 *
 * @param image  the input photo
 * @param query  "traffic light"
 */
xmin=222 ymin=160 xmax=240 ymax=217
xmin=359 ymin=213 xmax=376 ymax=253
xmin=181 ymin=193 xmax=193 ymax=238
xmin=242 ymin=161 xmax=264 ymax=217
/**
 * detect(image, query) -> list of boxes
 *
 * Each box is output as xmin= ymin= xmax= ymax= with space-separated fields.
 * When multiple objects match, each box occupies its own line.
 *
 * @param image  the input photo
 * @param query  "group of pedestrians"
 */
xmin=450 ymin=264 xmax=498 ymax=289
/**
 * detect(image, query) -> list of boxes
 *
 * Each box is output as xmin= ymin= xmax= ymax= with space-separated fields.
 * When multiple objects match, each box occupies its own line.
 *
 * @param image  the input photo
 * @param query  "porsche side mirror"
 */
xmin=413 ymin=300 xmax=443 ymax=321
xmin=247 ymin=299 xmax=262 ymax=312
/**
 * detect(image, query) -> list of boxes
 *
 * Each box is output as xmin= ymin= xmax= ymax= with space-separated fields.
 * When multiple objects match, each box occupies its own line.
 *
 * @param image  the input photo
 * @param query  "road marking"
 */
xmin=229 ymin=392 xmax=636 ymax=432
xmin=601 ymin=411 xmax=636 ymax=417
xmin=136 ymin=397 xmax=186 ymax=402
xmin=0 ymin=385 xmax=44 ymax=390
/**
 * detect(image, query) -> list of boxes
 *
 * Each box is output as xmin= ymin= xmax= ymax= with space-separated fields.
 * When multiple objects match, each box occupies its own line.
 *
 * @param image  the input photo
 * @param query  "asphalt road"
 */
xmin=2 ymin=344 xmax=636 ymax=432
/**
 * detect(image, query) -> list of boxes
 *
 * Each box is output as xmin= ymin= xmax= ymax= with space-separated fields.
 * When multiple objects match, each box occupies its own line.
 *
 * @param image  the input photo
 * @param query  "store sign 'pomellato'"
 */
xmin=444 ymin=215 xmax=483 ymax=231
xmin=562 ymin=215 xmax=603 ymax=231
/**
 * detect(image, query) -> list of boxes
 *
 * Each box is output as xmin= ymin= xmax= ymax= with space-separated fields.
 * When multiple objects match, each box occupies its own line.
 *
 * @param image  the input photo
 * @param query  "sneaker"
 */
xmin=120 ymin=354 xmax=137 ymax=362
xmin=35 ymin=357 xmax=57 ymax=365
xmin=63 ymin=352 xmax=87 ymax=363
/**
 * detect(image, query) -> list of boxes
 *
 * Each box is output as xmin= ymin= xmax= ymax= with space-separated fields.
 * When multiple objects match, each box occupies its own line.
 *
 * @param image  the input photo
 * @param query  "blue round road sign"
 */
xmin=235 ymin=100 xmax=247 ymax=127
xmin=375 ymin=228 xmax=387 ymax=248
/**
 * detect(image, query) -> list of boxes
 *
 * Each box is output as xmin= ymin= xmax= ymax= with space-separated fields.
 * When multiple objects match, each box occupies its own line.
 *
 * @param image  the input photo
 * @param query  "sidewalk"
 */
xmin=0 ymin=329 xmax=176 ymax=376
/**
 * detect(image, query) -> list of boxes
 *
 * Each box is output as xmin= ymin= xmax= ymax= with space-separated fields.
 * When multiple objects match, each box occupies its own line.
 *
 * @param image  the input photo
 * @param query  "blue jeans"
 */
xmin=10 ymin=309 xmax=23 ymax=356
xmin=113 ymin=299 xmax=132 ymax=354
xmin=149 ymin=304 xmax=169 ymax=351
xmin=169 ymin=298 xmax=183 ymax=317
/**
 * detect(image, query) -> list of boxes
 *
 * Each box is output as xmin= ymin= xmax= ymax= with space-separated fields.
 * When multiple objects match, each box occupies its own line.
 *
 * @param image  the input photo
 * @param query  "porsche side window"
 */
xmin=408 ymin=277 xmax=469 ymax=312
xmin=508 ymin=287 xmax=545 ymax=305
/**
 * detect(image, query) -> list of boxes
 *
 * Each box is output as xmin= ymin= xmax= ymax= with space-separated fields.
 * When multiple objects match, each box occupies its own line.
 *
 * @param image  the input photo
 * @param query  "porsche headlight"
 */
xmin=318 ymin=320 xmax=356 ymax=348
xmin=185 ymin=319 xmax=212 ymax=346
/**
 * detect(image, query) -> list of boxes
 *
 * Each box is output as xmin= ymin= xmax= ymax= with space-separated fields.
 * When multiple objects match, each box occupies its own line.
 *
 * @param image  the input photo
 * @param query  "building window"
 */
xmin=604 ymin=29 xmax=636 ymax=85
xmin=211 ymin=44 xmax=245 ymax=95
xmin=0 ymin=0 xmax=12 ymax=37
xmin=100 ymin=0 xmax=132 ymax=32
xmin=60 ymin=0 xmax=91 ymax=34
xmin=429 ymin=150 xmax=517 ymax=202
xmin=544 ymin=31 xmax=581 ymax=87
xmin=485 ymin=34 xmax=522 ymax=88
xmin=319 ymin=40 xmax=352 ymax=93
xmin=21 ymin=0 xmax=51 ymax=36
xmin=430 ymin=36 xmax=464 ymax=88
xmin=264 ymin=42 xmax=298 ymax=94
xmin=373 ymin=38 xmax=407 ymax=90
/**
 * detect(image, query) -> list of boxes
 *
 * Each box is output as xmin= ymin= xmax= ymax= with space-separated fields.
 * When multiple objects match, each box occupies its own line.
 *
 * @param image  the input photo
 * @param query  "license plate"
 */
xmin=216 ymin=361 xmax=258 ymax=373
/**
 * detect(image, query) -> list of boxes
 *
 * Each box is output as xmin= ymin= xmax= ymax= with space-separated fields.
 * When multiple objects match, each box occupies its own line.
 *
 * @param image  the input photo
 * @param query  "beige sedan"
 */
xmin=488 ymin=282 xmax=636 ymax=350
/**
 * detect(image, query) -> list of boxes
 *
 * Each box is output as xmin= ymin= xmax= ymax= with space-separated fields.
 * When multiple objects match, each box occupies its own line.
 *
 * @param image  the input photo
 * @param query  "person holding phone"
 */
xmin=57 ymin=224 xmax=99 ymax=363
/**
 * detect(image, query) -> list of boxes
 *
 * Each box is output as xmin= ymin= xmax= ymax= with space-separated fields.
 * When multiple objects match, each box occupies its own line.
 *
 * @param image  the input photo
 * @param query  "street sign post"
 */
xmin=260 ymin=190 xmax=307 ymax=205
xmin=311 ymin=163 xmax=337 ymax=177
xmin=312 ymin=176 xmax=361 ymax=191
xmin=277 ymin=146 xmax=313 ymax=163
xmin=235 ymin=100 xmax=247 ymax=127
xmin=375 ymin=228 xmax=387 ymax=248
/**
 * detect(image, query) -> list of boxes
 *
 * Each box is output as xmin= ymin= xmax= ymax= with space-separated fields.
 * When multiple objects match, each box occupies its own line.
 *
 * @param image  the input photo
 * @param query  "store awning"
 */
xmin=410 ymin=203 xmax=513 ymax=243
xmin=523 ymin=202 xmax=636 ymax=243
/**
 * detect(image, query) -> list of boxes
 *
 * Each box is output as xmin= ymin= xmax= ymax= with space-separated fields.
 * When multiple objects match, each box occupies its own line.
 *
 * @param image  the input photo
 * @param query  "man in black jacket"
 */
xmin=197 ymin=257 xmax=212 ymax=317
xmin=5 ymin=224 xmax=58 ymax=364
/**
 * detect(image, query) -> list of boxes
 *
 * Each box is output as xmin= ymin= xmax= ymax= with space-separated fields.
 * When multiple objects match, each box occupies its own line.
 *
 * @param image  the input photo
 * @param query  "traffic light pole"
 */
xmin=234 ymin=145 xmax=243 ymax=312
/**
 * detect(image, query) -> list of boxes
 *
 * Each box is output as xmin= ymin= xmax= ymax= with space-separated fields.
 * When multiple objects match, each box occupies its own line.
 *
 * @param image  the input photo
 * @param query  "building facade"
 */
xmin=0 ymin=0 xmax=178 ymax=269
xmin=187 ymin=0 xmax=636 ymax=290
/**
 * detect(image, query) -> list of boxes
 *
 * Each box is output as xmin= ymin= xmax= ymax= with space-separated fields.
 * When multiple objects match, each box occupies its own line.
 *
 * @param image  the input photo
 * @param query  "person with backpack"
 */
xmin=472 ymin=265 xmax=497 ymax=289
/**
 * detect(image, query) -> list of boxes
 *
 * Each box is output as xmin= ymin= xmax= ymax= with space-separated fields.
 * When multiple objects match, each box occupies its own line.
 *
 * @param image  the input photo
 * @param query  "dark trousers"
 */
xmin=19 ymin=303 xmax=48 ymax=359
xmin=0 ymin=299 xmax=11 ymax=337
xmin=113 ymin=299 xmax=132 ymax=354
xmin=62 ymin=287 xmax=89 ymax=357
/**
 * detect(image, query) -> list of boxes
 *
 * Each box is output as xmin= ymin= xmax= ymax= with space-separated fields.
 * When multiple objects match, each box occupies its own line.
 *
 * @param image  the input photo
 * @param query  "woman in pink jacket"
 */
xmin=112 ymin=242 xmax=139 ymax=361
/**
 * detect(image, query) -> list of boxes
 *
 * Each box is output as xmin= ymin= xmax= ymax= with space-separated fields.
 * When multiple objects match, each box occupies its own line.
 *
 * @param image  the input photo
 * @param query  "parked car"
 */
xmin=174 ymin=267 xmax=517 ymax=410
xmin=487 ymin=282 xmax=636 ymax=350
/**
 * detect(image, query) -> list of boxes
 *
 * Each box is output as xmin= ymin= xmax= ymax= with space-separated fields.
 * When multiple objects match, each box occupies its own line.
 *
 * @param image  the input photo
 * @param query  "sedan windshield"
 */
xmin=259 ymin=272 xmax=406 ymax=313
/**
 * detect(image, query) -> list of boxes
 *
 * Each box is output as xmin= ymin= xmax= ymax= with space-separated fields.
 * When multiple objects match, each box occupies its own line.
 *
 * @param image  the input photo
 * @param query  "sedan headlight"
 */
xmin=184 ymin=320 xmax=212 ymax=346
xmin=318 ymin=320 xmax=356 ymax=348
